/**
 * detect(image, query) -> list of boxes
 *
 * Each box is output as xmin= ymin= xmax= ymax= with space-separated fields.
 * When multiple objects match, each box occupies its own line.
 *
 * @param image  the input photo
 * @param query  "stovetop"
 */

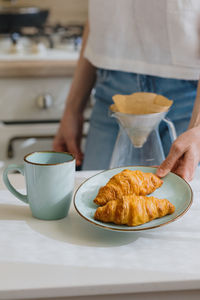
xmin=0 ymin=24 xmax=83 ymax=60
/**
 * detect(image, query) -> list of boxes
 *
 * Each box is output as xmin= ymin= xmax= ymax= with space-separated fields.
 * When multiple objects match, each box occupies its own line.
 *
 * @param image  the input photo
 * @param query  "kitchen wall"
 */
xmin=0 ymin=0 xmax=88 ymax=24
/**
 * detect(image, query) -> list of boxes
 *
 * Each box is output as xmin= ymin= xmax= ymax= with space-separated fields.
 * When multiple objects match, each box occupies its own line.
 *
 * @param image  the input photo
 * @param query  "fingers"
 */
xmin=53 ymin=127 xmax=83 ymax=166
xmin=52 ymin=111 xmax=85 ymax=166
xmin=156 ymin=141 xmax=184 ymax=177
xmin=53 ymin=134 xmax=67 ymax=152
xmin=66 ymin=138 xmax=83 ymax=166
xmin=172 ymin=148 xmax=199 ymax=181
xmin=156 ymin=137 xmax=199 ymax=181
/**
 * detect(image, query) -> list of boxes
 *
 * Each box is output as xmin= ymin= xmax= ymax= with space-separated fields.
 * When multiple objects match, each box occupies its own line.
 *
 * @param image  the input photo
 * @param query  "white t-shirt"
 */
xmin=84 ymin=0 xmax=200 ymax=80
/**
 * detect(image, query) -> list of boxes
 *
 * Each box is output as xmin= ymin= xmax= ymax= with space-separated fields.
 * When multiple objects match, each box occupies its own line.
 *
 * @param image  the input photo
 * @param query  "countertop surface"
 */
xmin=0 ymin=59 xmax=77 ymax=78
xmin=0 ymin=47 xmax=79 ymax=77
xmin=1 ymin=169 xmax=200 ymax=300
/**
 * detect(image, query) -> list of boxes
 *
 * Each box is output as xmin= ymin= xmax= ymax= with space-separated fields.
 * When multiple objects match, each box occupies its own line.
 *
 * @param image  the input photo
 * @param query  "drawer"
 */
xmin=0 ymin=77 xmax=72 ymax=121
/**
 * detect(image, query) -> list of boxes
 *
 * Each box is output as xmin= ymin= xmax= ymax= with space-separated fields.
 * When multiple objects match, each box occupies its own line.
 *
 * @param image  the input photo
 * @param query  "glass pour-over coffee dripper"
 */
xmin=109 ymin=109 xmax=177 ymax=168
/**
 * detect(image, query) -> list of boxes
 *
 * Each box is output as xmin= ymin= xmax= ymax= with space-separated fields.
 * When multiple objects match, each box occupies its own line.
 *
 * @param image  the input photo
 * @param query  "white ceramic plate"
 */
xmin=73 ymin=166 xmax=193 ymax=232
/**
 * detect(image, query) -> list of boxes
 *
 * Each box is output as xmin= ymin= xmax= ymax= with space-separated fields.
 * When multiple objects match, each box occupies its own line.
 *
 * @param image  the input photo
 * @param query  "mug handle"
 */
xmin=3 ymin=164 xmax=28 ymax=204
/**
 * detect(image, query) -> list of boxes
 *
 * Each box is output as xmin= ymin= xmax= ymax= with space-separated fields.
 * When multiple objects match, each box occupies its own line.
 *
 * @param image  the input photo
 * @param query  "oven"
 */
xmin=0 ymin=23 xmax=91 ymax=170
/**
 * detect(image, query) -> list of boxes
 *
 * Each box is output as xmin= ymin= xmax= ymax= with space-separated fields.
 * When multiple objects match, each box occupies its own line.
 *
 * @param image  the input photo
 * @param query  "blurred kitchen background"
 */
xmin=0 ymin=0 xmax=90 ymax=170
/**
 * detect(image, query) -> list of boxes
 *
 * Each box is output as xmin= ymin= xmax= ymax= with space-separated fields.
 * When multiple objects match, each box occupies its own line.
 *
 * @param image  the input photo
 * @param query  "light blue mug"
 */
xmin=3 ymin=151 xmax=75 ymax=220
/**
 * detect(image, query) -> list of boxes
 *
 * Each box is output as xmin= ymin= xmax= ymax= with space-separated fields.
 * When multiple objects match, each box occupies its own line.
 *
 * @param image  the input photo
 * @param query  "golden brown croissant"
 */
xmin=94 ymin=169 xmax=163 ymax=206
xmin=94 ymin=194 xmax=175 ymax=226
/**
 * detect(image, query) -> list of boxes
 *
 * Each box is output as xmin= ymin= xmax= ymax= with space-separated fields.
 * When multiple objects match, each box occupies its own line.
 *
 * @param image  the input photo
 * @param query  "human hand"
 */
xmin=53 ymin=110 xmax=84 ymax=166
xmin=156 ymin=126 xmax=200 ymax=181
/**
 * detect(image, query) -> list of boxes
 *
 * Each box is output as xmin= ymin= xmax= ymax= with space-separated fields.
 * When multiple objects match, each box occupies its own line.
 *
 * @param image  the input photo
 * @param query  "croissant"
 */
xmin=94 ymin=194 xmax=175 ymax=226
xmin=94 ymin=169 xmax=163 ymax=206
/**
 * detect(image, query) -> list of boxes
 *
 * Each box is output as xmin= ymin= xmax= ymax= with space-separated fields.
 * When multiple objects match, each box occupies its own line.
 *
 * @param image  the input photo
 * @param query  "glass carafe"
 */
xmin=109 ymin=110 xmax=177 ymax=168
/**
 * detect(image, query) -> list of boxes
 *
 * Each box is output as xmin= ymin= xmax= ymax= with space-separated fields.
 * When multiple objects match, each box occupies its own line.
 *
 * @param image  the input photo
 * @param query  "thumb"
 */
xmin=156 ymin=144 xmax=183 ymax=177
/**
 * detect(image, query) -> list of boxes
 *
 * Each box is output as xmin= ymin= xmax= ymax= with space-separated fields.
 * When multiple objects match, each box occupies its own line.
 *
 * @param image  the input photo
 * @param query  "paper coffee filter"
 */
xmin=112 ymin=92 xmax=173 ymax=114
xmin=110 ymin=92 xmax=173 ymax=148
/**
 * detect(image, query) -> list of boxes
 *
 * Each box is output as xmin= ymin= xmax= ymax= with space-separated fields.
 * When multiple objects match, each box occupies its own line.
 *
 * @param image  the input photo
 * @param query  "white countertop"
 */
xmin=1 ymin=170 xmax=200 ymax=300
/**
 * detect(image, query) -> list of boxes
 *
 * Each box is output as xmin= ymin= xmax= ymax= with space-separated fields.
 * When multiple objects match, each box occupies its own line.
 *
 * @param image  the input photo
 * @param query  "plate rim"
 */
xmin=73 ymin=166 xmax=193 ymax=232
